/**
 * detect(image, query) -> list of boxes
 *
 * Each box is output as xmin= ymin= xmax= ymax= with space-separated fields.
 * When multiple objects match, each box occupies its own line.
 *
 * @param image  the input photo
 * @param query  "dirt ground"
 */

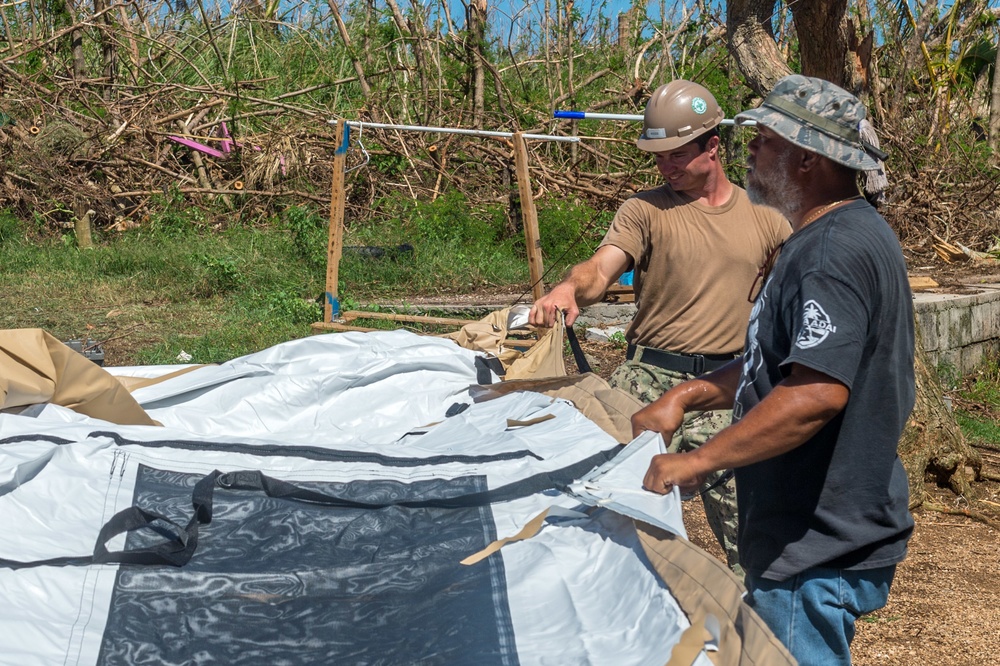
xmin=570 ymin=338 xmax=1000 ymax=666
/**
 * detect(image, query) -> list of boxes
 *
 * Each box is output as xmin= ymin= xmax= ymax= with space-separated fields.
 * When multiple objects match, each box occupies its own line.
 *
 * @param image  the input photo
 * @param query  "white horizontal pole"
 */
xmin=553 ymin=110 xmax=755 ymax=126
xmin=334 ymin=119 xmax=580 ymax=143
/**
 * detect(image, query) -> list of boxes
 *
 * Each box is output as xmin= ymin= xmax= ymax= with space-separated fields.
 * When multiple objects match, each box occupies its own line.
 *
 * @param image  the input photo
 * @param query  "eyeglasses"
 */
xmin=747 ymin=241 xmax=784 ymax=303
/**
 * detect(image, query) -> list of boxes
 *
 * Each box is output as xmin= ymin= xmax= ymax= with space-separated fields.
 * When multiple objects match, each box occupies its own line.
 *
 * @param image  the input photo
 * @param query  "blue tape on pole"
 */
xmin=553 ymin=110 xmax=586 ymax=119
xmin=325 ymin=292 xmax=340 ymax=318
xmin=335 ymin=124 xmax=350 ymax=155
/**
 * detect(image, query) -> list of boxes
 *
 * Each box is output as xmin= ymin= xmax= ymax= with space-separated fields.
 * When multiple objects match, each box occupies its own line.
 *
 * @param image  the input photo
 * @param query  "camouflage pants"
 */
xmin=610 ymin=358 xmax=743 ymax=579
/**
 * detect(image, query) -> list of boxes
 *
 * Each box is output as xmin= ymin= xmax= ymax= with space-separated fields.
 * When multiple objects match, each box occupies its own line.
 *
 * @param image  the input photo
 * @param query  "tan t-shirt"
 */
xmin=599 ymin=184 xmax=790 ymax=355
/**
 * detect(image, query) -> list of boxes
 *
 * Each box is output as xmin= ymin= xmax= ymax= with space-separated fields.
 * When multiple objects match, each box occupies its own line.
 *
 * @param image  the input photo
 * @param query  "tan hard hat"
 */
xmin=636 ymin=80 xmax=723 ymax=152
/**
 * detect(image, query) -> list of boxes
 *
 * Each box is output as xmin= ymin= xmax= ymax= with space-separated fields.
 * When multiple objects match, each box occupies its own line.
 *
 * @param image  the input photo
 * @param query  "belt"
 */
xmin=626 ymin=344 xmax=738 ymax=376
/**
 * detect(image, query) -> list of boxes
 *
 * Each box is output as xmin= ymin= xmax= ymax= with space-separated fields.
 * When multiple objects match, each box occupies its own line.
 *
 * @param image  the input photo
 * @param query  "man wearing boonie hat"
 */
xmin=530 ymin=80 xmax=790 ymax=578
xmin=633 ymin=74 xmax=914 ymax=665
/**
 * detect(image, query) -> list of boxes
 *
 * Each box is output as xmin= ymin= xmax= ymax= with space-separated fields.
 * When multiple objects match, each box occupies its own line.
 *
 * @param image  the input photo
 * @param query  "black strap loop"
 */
xmin=563 ymin=312 xmax=592 ymax=374
xmin=93 ymin=470 xmax=220 ymax=567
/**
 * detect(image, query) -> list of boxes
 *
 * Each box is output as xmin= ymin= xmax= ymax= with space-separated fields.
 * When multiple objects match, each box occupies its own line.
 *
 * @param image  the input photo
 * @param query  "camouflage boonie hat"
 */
xmin=735 ymin=74 xmax=887 ymax=171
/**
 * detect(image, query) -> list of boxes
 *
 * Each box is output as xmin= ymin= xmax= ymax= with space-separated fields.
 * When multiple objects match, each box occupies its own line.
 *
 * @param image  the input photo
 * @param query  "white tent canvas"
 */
xmin=0 ymin=330 xmax=792 ymax=666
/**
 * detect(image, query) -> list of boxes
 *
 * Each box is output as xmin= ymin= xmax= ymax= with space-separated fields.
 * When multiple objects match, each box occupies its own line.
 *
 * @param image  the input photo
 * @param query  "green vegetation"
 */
xmin=0 ymin=194 xmax=600 ymax=365
xmin=954 ymin=353 xmax=1000 ymax=445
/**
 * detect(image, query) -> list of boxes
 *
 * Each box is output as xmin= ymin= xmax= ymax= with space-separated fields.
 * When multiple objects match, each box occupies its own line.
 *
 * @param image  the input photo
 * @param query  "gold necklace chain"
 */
xmin=799 ymin=195 xmax=862 ymax=228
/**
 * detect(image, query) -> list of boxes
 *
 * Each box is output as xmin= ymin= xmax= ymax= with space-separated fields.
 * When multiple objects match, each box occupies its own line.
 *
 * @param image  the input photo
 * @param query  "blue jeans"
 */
xmin=744 ymin=565 xmax=896 ymax=666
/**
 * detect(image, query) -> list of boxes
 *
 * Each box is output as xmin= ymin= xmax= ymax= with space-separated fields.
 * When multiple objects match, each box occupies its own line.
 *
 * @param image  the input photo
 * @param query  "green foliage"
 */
xmin=261 ymin=290 xmax=322 ymax=325
xmin=955 ymin=411 xmax=1000 ymax=445
xmin=282 ymin=204 xmax=327 ymax=269
xmin=369 ymin=147 xmax=408 ymax=178
xmin=957 ymin=354 xmax=1000 ymax=411
xmin=536 ymin=198 xmax=614 ymax=266
xmin=194 ymin=254 xmax=244 ymax=297
xmin=134 ymin=319 xmax=310 ymax=365
xmin=148 ymin=187 xmax=205 ymax=238
xmin=608 ymin=330 xmax=627 ymax=349
xmin=408 ymin=190 xmax=496 ymax=245
xmin=954 ymin=353 xmax=1000 ymax=445
xmin=937 ymin=360 xmax=962 ymax=391
xmin=0 ymin=211 xmax=22 ymax=245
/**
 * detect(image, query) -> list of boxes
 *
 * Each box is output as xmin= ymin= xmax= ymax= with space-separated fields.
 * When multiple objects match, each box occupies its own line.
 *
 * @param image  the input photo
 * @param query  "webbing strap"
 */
xmin=0 ymin=449 xmax=616 ymax=570
xmin=564 ymin=317 xmax=592 ymax=374
xmin=460 ymin=508 xmax=550 ymax=565
xmin=0 ymin=470 xmax=220 ymax=570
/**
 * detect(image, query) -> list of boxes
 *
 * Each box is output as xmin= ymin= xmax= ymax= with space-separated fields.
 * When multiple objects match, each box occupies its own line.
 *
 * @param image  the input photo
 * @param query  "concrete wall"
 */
xmin=913 ymin=286 xmax=1000 ymax=375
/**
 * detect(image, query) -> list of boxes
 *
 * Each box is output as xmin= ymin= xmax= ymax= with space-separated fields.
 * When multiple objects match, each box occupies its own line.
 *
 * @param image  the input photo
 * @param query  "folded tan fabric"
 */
xmin=0 ymin=328 xmax=158 ymax=426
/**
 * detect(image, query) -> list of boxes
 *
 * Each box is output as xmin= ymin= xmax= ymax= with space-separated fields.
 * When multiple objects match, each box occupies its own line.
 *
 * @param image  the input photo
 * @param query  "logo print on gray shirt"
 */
xmin=796 ymin=299 xmax=837 ymax=349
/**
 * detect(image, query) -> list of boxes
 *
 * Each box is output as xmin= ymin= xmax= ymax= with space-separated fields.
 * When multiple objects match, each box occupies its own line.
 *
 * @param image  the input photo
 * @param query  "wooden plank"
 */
xmin=324 ymin=119 xmax=348 ymax=322
xmin=310 ymin=321 xmax=382 ymax=333
xmin=604 ymin=283 xmax=635 ymax=303
xmin=512 ymin=132 xmax=545 ymax=303
xmin=909 ymin=276 xmax=939 ymax=291
xmin=606 ymin=284 xmax=633 ymax=295
xmin=341 ymin=310 xmax=474 ymax=327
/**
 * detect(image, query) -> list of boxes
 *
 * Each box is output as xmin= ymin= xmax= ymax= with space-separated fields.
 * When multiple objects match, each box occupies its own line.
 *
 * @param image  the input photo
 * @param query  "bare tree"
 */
xmin=989 ymin=27 xmax=1000 ymax=154
xmin=327 ymin=0 xmax=373 ymax=100
xmin=465 ymin=0 xmax=487 ymax=124
xmin=725 ymin=0 xmax=791 ymax=97
xmin=726 ymin=0 xmax=874 ymax=95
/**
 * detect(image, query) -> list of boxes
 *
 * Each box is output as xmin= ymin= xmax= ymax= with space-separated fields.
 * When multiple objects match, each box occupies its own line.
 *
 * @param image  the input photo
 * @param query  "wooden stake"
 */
xmin=341 ymin=310 xmax=473 ymax=327
xmin=324 ymin=119 xmax=348 ymax=322
xmin=311 ymin=321 xmax=382 ymax=334
xmin=74 ymin=208 xmax=94 ymax=249
xmin=512 ymin=132 xmax=545 ymax=302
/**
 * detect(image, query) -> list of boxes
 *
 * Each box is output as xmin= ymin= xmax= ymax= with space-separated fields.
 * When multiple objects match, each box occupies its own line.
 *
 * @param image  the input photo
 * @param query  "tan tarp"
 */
xmin=470 ymin=372 xmax=644 ymax=444
xmin=447 ymin=307 xmax=567 ymax=380
xmin=637 ymin=522 xmax=797 ymax=666
xmin=0 ymin=328 xmax=158 ymax=426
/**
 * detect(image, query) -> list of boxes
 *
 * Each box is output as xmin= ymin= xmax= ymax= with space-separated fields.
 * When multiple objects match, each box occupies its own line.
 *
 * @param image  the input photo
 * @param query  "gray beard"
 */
xmin=746 ymin=150 xmax=804 ymax=220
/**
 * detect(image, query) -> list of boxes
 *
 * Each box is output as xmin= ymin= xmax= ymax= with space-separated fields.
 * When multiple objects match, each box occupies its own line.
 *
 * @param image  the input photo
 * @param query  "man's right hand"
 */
xmin=529 ymin=246 xmax=631 ymax=328
xmin=631 ymin=392 xmax=687 ymax=441
xmin=529 ymin=283 xmax=579 ymax=327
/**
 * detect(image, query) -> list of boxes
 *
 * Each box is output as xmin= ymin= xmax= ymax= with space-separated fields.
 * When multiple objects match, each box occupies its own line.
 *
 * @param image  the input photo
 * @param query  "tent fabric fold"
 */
xmin=0 ymin=329 xmax=157 ymax=426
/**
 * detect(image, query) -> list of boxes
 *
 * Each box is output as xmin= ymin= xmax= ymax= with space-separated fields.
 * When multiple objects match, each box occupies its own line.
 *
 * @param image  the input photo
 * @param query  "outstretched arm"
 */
xmin=639 ymin=363 xmax=850 ymax=495
xmin=528 ymin=245 xmax=631 ymax=327
xmin=631 ymin=360 xmax=742 ymax=441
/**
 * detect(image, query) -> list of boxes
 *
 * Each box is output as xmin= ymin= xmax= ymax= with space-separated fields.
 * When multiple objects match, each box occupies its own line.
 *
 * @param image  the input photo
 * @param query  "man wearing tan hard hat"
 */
xmin=530 ymin=80 xmax=790 ymax=577
xmin=634 ymin=74 xmax=913 ymax=665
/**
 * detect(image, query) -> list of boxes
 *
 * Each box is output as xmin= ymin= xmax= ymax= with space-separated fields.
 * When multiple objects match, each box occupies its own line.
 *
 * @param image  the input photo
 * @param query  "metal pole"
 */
xmin=553 ymin=110 xmax=755 ymax=126
xmin=335 ymin=119 xmax=581 ymax=143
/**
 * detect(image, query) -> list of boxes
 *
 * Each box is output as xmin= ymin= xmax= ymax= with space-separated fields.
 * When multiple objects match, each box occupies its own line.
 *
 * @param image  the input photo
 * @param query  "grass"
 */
xmin=0 ymin=198 xmax=595 ymax=367
xmin=954 ymin=353 xmax=1000 ymax=446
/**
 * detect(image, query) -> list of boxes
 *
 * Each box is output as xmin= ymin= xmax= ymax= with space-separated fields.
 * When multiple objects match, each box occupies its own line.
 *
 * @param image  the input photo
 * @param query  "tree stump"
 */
xmin=898 ymin=318 xmax=982 ymax=505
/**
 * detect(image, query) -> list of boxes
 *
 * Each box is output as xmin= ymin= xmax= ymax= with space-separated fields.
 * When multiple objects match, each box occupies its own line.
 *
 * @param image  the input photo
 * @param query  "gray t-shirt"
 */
xmin=733 ymin=199 xmax=915 ymax=581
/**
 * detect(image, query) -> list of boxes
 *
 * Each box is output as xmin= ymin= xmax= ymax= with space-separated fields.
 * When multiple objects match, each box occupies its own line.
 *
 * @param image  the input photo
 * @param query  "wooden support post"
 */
xmin=324 ymin=119 xmax=349 ymax=322
xmin=512 ymin=132 xmax=545 ymax=303
xmin=342 ymin=311 xmax=474 ymax=327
